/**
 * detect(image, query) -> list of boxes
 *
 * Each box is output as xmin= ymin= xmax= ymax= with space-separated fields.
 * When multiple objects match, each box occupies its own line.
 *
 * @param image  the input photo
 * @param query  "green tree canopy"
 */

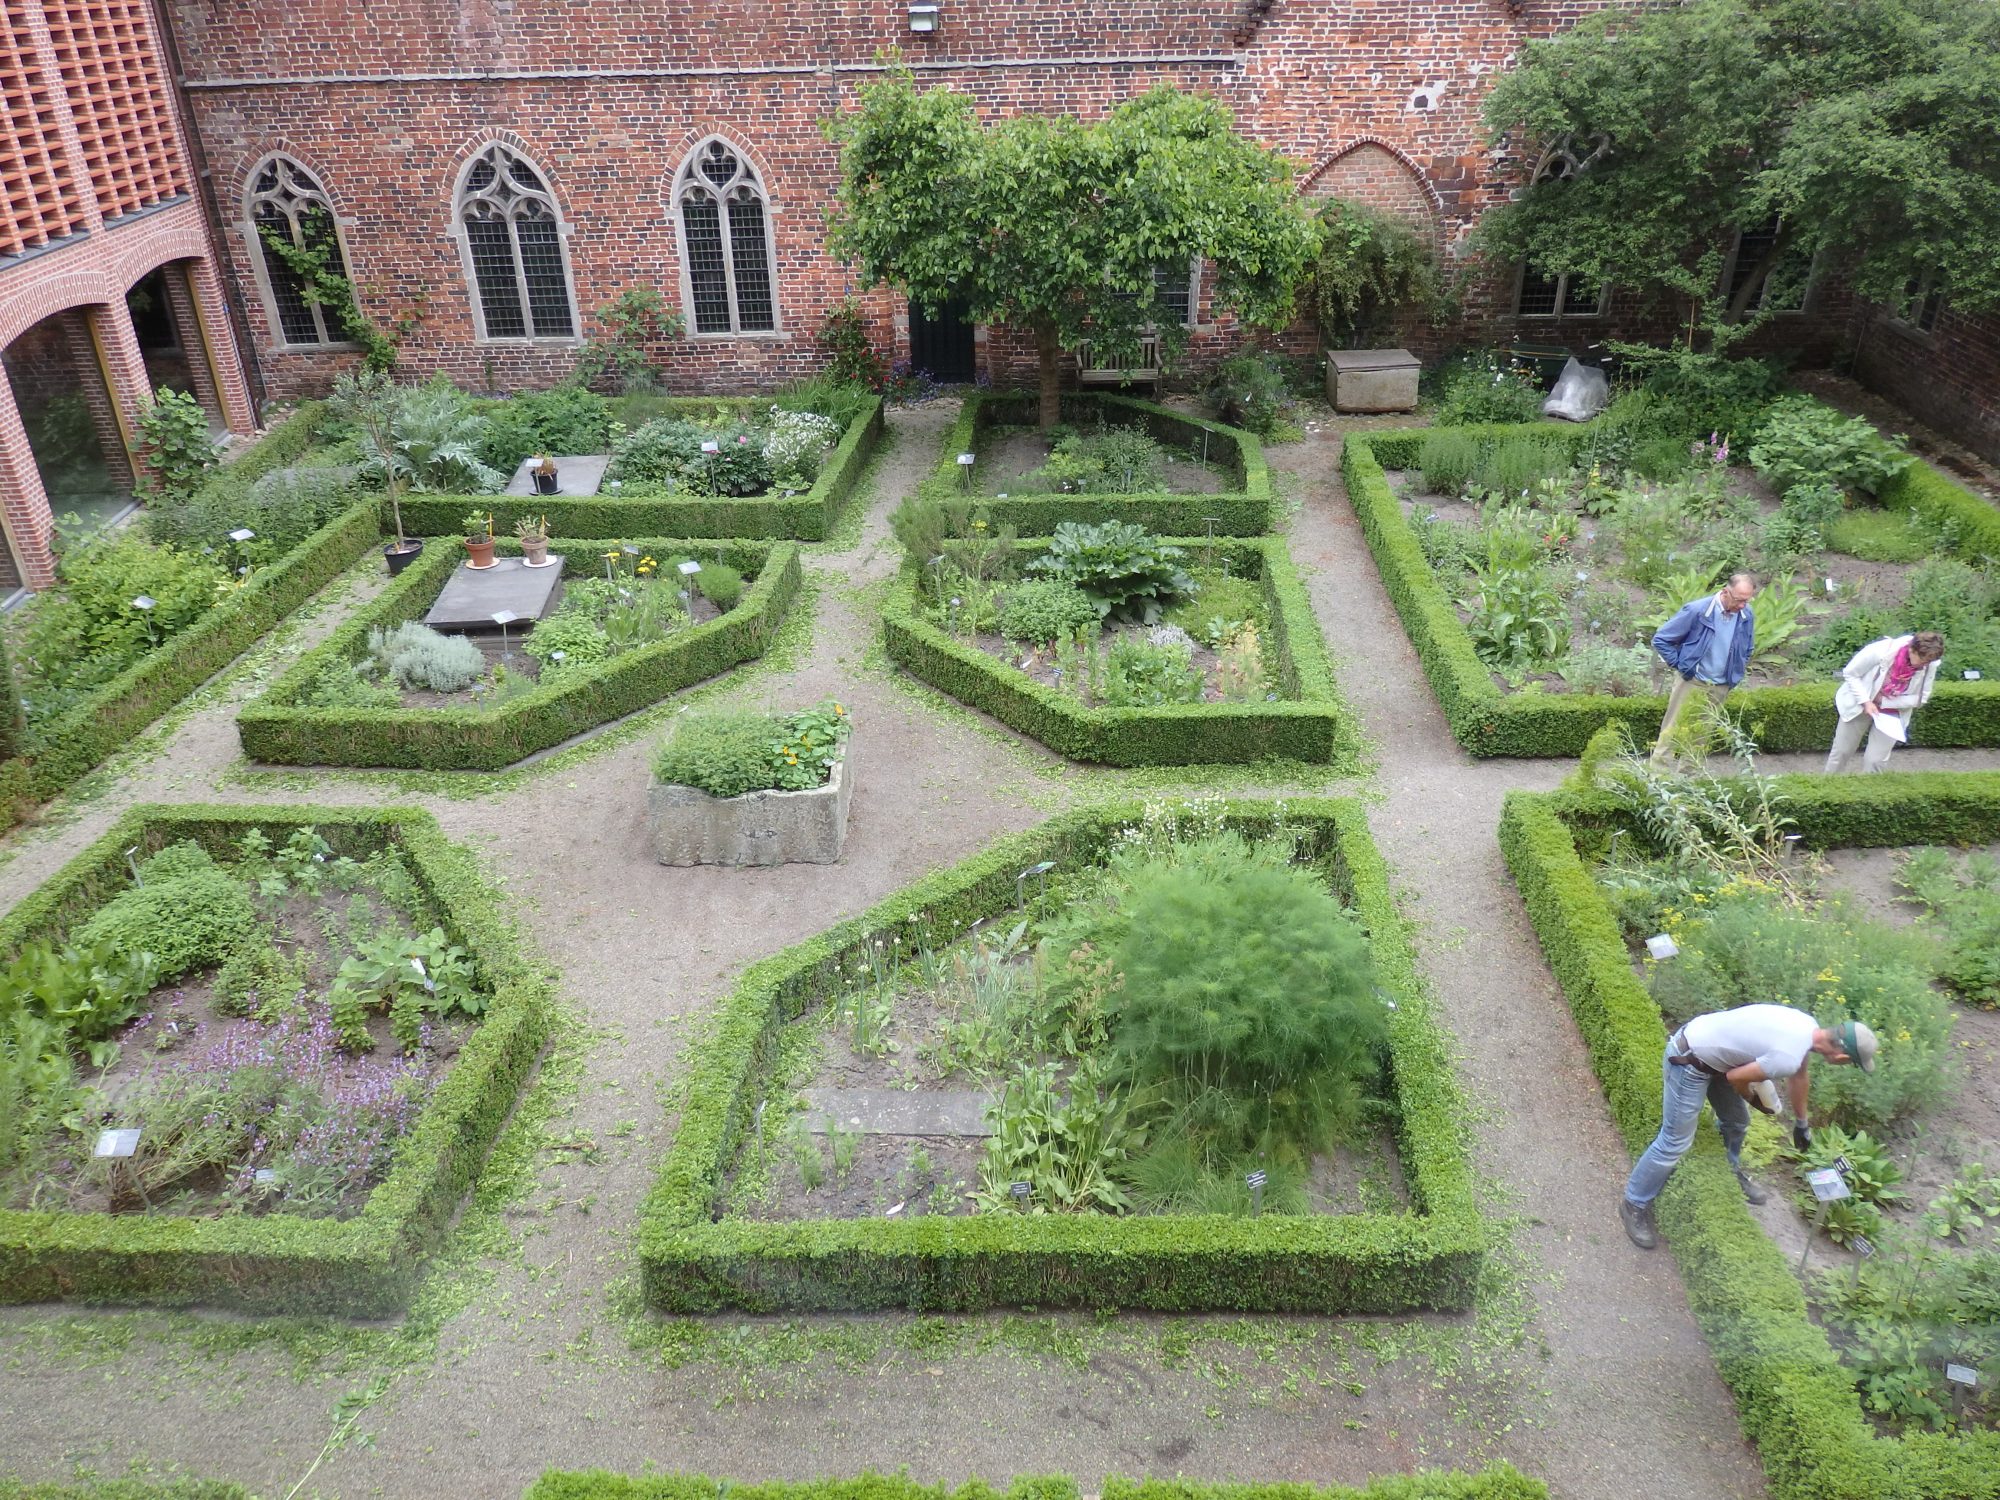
xmin=1478 ymin=0 xmax=2000 ymax=344
xmin=827 ymin=76 xmax=1319 ymax=425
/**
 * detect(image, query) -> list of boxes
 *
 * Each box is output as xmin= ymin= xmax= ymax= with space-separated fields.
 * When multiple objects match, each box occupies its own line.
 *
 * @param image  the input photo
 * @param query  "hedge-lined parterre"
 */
xmin=0 ymin=803 xmax=553 ymax=1316
xmin=921 ymin=391 xmax=1273 ymax=536
xmin=882 ymin=536 xmax=1359 ymax=768
xmin=639 ymin=797 xmax=1483 ymax=1314
xmin=395 ymin=396 xmax=883 ymax=542
xmin=236 ymin=538 xmax=802 ymax=771
xmin=1498 ymin=770 xmax=2000 ymax=1499
xmin=1344 ymin=427 xmax=2000 ymax=758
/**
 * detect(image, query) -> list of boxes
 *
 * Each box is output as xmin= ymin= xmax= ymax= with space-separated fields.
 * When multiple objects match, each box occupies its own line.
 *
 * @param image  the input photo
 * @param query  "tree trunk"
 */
xmin=1035 ymin=323 xmax=1062 ymax=429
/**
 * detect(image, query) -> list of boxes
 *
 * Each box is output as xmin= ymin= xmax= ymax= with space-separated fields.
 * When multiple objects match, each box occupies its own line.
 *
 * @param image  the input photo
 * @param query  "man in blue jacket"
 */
xmin=1650 ymin=572 xmax=1758 ymax=761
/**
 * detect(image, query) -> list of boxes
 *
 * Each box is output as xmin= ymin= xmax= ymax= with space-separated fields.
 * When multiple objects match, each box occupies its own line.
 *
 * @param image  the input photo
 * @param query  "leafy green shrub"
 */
xmin=300 ymin=657 xmax=401 ymax=709
xmin=652 ymin=701 xmax=851 ymax=796
xmin=520 ymin=607 xmax=613 ymax=676
xmin=998 ymin=579 xmax=1100 ymax=645
xmin=1897 ymin=848 xmax=2000 ymax=1008
xmin=1825 ymin=509 xmax=1929 ymax=563
xmin=694 ymin=561 xmax=745 ymax=612
xmin=1433 ymin=352 xmax=1543 ymax=426
xmin=1419 ymin=429 xmax=1480 ymax=497
xmin=1782 ymin=480 xmax=1847 ymax=530
xmin=1748 ymin=396 xmax=1912 ymax=497
xmin=1558 ymin=639 xmax=1653 ymax=695
xmin=368 ymin=622 xmax=486 ymax=694
xmin=1160 ymin=568 xmax=1265 ymax=645
xmin=0 ymin=937 xmax=161 ymax=1052
xmin=761 ymin=408 xmax=844 ymax=491
xmin=1204 ymin=349 xmax=1292 ymax=436
xmin=1631 ymin=353 xmax=1784 ymax=446
xmin=606 ymin=418 xmax=709 ymax=489
xmin=1101 ymin=635 xmax=1203 ymax=706
xmin=975 ymin=1057 xmax=1138 ymax=1213
xmin=12 ymin=535 xmax=228 ymax=731
xmin=1474 ymin=435 xmax=1569 ymax=500
xmin=1647 ymin=888 xmax=1952 ymax=1131
xmin=1023 ymin=426 xmax=1168 ymax=494
xmin=1028 ymin=521 xmax=1192 ymax=623
xmin=213 ymin=941 xmax=309 ymax=1018
xmin=1310 ymin=198 xmax=1441 ymax=347
xmin=74 ymin=861 xmax=259 ymax=982
xmin=478 ymin=384 xmax=612 ymax=472
xmin=1627 ymin=435 xmax=1696 ymax=482
xmin=136 ymin=387 xmax=218 ymax=502
xmin=384 ymin=377 xmax=504 ymax=493
xmin=1462 ymin=564 xmax=1568 ymax=673
xmin=1069 ymin=833 xmax=1388 ymax=1164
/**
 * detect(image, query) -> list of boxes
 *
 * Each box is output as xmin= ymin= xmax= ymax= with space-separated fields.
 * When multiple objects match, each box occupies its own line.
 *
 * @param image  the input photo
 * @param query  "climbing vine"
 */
xmin=259 ymin=214 xmax=407 ymax=371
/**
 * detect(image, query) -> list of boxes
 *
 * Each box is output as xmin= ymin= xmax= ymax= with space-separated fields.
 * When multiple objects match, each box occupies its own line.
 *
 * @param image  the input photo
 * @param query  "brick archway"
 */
xmin=1300 ymin=141 xmax=1444 ymax=251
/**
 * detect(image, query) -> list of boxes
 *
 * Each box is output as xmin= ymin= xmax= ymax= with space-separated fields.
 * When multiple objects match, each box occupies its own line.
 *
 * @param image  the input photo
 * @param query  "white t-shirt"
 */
xmin=1682 ymin=1004 xmax=1818 ymax=1079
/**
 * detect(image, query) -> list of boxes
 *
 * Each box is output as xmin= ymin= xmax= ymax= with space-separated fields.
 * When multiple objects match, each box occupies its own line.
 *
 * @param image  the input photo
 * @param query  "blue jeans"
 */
xmin=1623 ymin=1046 xmax=1751 ymax=1207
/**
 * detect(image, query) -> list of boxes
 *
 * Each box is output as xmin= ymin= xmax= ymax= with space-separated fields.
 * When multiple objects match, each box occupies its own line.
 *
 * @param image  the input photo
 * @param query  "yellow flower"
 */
xmin=833 ymin=704 xmax=846 ymax=716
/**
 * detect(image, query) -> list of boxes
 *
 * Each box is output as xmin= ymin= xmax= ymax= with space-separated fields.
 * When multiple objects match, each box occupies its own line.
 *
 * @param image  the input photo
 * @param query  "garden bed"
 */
xmin=396 ymin=393 xmax=884 ymax=542
xmin=882 ymin=536 xmax=1355 ymax=767
xmin=1348 ymin=423 xmax=2000 ymax=757
xmin=0 ymin=803 xmax=551 ymax=1314
xmin=1499 ymin=768 xmax=2000 ymax=1497
xmin=236 ymin=538 xmax=801 ymax=771
xmin=0 ymin=404 xmax=378 ymax=831
xmin=639 ymin=797 xmax=1483 ymax=1314
xmin=922 ymin=392 xmax=1272 ymax=535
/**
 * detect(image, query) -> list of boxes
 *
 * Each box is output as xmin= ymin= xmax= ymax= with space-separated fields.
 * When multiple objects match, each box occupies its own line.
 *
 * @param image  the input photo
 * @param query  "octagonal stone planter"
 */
xmin=648 ymin=742 xmax=853 ymax=867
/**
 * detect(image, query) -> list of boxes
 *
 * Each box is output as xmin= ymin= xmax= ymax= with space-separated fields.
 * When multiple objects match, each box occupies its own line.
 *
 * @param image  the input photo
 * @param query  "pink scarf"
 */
xmin=1882 ymin=644 xmax=1917 ymax=701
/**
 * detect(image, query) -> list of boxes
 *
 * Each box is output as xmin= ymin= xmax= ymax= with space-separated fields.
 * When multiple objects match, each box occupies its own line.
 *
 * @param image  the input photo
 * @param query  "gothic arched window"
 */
xmin=676 ymin=141 xmax=777 ymax=334
xmin=246 ymin=156 xmax=349 ymax=346
xmin=455 ymin=143 xmax=577 ymax=341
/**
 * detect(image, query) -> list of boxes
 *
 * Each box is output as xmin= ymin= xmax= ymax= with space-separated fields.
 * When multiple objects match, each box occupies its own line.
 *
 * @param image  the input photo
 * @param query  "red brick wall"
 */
xmin=165 ymin=0 xmax=1996 ymax=465
xmin=1852 ymin=302 xmax=2000 ymax=467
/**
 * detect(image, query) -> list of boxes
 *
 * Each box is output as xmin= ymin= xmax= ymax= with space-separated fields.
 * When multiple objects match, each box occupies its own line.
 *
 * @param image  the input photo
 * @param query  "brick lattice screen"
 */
xmin=43 ymin=0 xmax=184 ymax=221
xmin=0 ymin=0 xmax=86 ymax=257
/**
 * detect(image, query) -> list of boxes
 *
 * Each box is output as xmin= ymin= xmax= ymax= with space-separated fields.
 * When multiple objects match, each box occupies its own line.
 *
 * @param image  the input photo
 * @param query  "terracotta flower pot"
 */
xmin=464 ymin=536 xmax=497 ymax=569
xmin=521 ymin=536 xmax=550 ymax=566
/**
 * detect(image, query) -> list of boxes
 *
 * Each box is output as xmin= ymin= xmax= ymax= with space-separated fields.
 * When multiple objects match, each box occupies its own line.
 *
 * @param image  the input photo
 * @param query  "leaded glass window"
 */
xmin=1516 ymin=148 xmax=1605 ymax=318
xmin=455 ymin=143 xmax=576 ymax=341
xmin=676 ymin=141 xmax=777 ymax=334
xmin=246 ymin=156 xmax=349 ymax=346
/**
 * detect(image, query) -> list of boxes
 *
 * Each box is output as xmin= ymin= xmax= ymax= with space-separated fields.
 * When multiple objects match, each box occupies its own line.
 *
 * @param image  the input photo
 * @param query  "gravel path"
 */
xmin=6 ymin=402 xmax=2000 ymax=1500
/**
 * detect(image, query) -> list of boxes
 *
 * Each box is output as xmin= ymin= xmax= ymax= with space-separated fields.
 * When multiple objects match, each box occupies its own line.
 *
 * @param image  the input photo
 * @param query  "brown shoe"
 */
xmin=1620 ymin=1197 xmax=1658 ymax=1250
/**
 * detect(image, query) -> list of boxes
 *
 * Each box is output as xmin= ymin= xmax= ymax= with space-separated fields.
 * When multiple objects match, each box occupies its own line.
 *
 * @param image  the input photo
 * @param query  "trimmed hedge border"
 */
xmin=0 ymin=406 xmax=376 ymax=831
xmin=0 ymin=1485 xmax=247 ymax=1500
xmin=1344 ymin=426 xmax=2000 ymax=758
xmin=236 ymin=537 xmax=802 ymax=771
xmin=1498 ymin=771 xmax=2000 ymax=1500
xmin=0 ymin=802 xmax=553 ymax=1315
xmin=527 ymin=1472 xmax=1549 ymax=1500
xmin=396 ymin=396 xmax=884 ymax=541
xmin=922 ymin=391 xmax=1273 ymax=535
xmin=882 ymin=536 xmax=1357 ymax=768
xmin=639 ymin=797 xmax=1484 ymax=1314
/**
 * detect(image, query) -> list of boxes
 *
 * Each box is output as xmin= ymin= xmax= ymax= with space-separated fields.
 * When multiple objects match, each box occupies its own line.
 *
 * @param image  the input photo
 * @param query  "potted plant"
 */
xmin=517 ymin=513 xmax=553 ymax=567
xmin=462 ymin=510 xmax=496 ymax=569
xmin=648 ymin=701 xmax=853 ymax=867
xmin=531 ymin=454 xmax=561 ymax=495
xmin=327 ymin=369 xmax=424 ymax=576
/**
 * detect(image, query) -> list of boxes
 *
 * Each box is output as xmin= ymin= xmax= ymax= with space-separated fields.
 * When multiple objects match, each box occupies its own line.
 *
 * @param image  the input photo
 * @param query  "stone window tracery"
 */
xmin=455 ymin=143 xmax=577 ymax=342
xmin=246 ymin=155 xmax=349 ymax=346
xmin=676 ymin=141 xmax=777 ymax=335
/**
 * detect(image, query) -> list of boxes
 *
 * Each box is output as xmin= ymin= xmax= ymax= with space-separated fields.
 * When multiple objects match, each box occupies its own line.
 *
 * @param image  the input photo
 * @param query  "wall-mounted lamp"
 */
xmin=908 ymin=2 xmax=940 ymax=32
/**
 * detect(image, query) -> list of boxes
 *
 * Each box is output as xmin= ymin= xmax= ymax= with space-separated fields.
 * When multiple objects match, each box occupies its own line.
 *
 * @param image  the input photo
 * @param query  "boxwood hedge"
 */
xmin=236 ymin=537 xmax=801 ymax=771
xmin=639 ymin=797 xmax=1483 ymax=1314
xmin=0 ymin=803 xmax=552 ymax=1315
xmin=1345 ymin=426 xmax=2000 ymax=758
xmin=882 ymin=536 xmax=1357 ymax=768
xmin=1498 ymin=771 xmax=2000 ymax=1500
xmin=923 ymin=392 xmax=1272 ymax=534
xmin=395 ymin=396 xmax=883 ymax=541
xmin=0 ymin=405 xmax=376 ymax=831
xmin=526 ymin=1472 xmax=1548 ymax=1500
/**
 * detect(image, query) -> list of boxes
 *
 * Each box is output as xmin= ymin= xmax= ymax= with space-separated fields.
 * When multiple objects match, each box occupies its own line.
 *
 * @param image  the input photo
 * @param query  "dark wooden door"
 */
xmin=908 ymin=297 xmax=976 ymax=383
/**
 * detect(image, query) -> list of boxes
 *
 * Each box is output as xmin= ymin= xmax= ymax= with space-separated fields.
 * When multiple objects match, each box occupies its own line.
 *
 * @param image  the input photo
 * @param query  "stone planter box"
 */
xmin=1326 ymin=348 xmax=1420 ymax=413
xmin=648 ymin=742 xmax=853 ymax=867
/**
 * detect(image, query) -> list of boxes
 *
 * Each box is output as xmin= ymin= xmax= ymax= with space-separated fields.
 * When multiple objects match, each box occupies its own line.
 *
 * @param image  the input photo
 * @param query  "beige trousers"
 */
xmin=1651 ymin=675 xmax=1730 ymax=761
xmin=1825 ymin=710 xmax=1907 ymax=773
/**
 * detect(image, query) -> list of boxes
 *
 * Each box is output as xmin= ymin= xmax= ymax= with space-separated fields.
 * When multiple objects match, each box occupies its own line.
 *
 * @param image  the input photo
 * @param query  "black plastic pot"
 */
xmin=383 ymin=538 xmax=425 ymax=576
xmin=533 ymin=470 xmax=560 ymax=496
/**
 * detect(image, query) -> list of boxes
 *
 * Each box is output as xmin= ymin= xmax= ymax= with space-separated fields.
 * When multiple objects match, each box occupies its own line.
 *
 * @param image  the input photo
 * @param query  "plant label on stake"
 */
xmin=1645 ymin=934 xmax=1679 ymax=960
xmin=957 ymin=453 xmax=975 ymax=492
xmin=94 ymin=1128 xmax=141 ymax=1159
xmin=1800 ymin=1168 xmax=1851 ymax=1273
xmin=1009 ymin=1180 xmax=1031 ymax=1212
xmin=1946 ymin=1363 xmax=1979 ymax=1387
xmin=1246 ymin=1168 xmax=1267 ymax=1217
xmin=1850 ymin=1234 xmax=1873 ymax=1288
xmin=1015 ymin=861 xmax=1056 ymax=911
xmin=125 ymin=847 xmax=144 ymax=887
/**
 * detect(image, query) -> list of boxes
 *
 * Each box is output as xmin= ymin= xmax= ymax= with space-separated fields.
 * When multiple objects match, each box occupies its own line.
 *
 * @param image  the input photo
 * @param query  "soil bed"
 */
xmin=978 ymin=426 xmax=1228 ymax=497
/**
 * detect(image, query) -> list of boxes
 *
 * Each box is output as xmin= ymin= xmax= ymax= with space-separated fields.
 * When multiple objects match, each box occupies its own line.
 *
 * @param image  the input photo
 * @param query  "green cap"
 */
xmin=1838 ymin=1020 xmax=1878 ymax=1073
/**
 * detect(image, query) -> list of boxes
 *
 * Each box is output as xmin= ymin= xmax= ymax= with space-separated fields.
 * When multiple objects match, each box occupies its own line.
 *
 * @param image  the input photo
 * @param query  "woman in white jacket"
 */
xmin=1827 ymin=631 xmax=1945 ymax=773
